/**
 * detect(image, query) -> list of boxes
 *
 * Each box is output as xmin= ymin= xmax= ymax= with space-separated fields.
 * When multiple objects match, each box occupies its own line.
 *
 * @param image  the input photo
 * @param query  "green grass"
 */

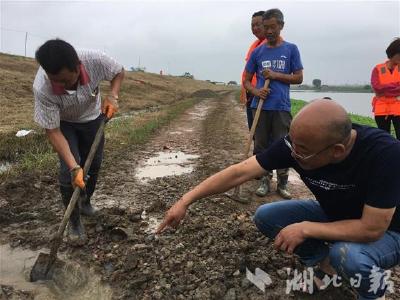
xmin=236 ymin=93 xmax=378 ymax=128
xmin=105 ymin=98 xmax=198 ymax=151
xmin=291 ymin=98 xmax=377 ymax=126
xmin=0 ymin=98 xmax=199 ymax=181
xmin=0 ymin=132 xmax=58 ymax=179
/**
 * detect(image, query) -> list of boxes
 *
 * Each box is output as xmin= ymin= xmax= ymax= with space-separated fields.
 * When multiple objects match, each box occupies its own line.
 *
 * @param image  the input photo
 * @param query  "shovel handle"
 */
xmin=243 ymin=79 xmax=270 ymax=158
xmin=229 ymin=80 xmax=270 ymax=200
xmin=48 ymin=115 xmax=108 ymax=264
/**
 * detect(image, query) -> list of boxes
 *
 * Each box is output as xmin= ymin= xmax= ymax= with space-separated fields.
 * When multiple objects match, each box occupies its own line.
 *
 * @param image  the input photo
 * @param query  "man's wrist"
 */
xmin=69 ymin=165 xmax=81 ymax=172
xmin=108 ymin=94 xmax=119 ymax=101
xmin=301 ymin=221 xmax=312 ymax=238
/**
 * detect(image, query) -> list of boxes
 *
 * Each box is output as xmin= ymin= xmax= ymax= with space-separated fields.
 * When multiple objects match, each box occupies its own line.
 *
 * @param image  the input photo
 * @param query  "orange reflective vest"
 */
xmin=372 ymin=62 xmax=400 ymax=116
xmin=240 ymin=39 xmax=265 ymax=104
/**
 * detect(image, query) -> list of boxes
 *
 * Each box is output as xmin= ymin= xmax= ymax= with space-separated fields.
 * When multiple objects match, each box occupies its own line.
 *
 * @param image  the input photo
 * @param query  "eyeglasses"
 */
xmin=284 ymin=135 xmax=345 ymax=161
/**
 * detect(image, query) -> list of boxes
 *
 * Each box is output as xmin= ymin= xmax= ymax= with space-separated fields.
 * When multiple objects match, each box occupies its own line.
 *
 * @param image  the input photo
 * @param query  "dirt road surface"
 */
xmin=1 ymin=91 xmax=400 ymax=299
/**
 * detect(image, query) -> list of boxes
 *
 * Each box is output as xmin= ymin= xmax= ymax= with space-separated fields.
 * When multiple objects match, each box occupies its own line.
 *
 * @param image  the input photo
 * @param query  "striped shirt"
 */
xmin=33 ymin=49 xmax=123 ymax=129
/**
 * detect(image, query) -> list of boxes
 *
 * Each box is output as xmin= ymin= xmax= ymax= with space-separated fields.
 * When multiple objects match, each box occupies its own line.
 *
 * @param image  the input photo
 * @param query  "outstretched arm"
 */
xmin=156 ymin=156 xmax=266 ymax=233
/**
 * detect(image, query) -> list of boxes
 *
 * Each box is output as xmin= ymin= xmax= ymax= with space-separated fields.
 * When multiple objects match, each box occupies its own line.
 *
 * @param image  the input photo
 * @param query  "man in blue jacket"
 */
xmin=244 ymin=8 xmax=303 ymax=199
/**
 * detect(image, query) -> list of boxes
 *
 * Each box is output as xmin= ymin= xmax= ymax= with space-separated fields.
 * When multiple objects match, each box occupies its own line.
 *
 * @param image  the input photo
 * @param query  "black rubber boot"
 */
xmin=60 ymin=185 xmax=86 ymax=243
xmin=277 ymin=175 xmax=292 ymax=199
xmin=80 ymin=193 xmax=97 ymax=216
xmin=255 ymin=171 xmax=272 ymax=197
xmin=80 ymin=173 xmax=98 ymax=216
xmin=255 ymin=176 xmax=270 ymax=197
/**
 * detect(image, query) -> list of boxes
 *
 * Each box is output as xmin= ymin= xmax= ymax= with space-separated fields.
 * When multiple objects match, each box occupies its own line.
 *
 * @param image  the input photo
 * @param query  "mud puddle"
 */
xmin=0 ymin=244 xmax=112 ymax=299
xmin=135 ymin=151 xmax=199 ymax=183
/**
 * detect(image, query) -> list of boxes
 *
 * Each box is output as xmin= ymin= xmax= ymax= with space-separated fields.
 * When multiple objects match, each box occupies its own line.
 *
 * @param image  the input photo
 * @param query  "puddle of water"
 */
xmin=168 ymin=131 xmax=183 ymax=135
xmin=0 ymin=244 xmax=112 ymax=300
xmin=0 ymin=244 xmax=53 ymax=298
xmin=0 ymin=162 xmax=12 ymax=174
xmin=135 ymin=151 xmax=199 ymax=183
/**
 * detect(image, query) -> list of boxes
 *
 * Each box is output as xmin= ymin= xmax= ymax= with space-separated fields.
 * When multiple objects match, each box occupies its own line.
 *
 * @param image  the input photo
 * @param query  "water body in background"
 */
xmin=290 ymin=90 xmax=375 ymax=117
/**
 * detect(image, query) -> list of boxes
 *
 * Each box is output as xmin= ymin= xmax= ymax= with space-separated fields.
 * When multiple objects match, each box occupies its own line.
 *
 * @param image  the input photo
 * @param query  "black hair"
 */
xmin=386 ymin=38 xmax=400 ymax=59
xmin=263 ymin=8 xmax=284 ymax=25
xmin=252 ymin=11 xmax=265 ymax=18
xmin=35 ymin=39 xmax=79 ymax=74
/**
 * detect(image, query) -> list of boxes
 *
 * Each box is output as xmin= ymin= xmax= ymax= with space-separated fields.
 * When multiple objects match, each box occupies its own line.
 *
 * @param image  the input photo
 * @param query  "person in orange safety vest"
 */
xmin=240 ymin=11 xmax=266 ymax=131
xmin=371 ymin=38 xmax=400 ymax=139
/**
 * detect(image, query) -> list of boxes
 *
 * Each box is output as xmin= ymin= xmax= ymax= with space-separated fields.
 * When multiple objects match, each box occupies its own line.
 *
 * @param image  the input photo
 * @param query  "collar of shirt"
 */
xmin=265 ymin=36 xmax=284 ymax=48
xmin=50 ymin=63 xmax=90 ymax=95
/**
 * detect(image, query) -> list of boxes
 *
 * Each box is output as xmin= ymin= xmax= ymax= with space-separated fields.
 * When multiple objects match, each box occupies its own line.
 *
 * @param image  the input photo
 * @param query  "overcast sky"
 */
xmin=1 ymin=0 xmax=399 ymax=85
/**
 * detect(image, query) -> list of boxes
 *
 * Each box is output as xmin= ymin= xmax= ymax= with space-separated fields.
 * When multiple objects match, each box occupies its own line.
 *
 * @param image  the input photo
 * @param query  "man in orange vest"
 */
xmin=371 ymin=38 xmax=400 ymax=139
xmin=240 ymin=11 xmax=266 ymax=130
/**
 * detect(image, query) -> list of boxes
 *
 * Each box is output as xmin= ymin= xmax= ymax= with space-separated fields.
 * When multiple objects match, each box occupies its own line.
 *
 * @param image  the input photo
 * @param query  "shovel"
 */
xmin=30 ymin=116 xmax=107 ymax=282
xmin=225 ymin=79 xmax=270 ymax=203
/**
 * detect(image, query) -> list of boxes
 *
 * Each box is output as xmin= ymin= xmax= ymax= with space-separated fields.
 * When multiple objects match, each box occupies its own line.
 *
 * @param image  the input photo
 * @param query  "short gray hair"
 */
xmin=263 ymin=8 xmax=284 ymax=25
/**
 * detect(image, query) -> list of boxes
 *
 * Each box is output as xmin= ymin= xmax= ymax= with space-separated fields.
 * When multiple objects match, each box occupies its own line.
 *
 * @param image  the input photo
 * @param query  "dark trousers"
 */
xmin=375 ymin=115 xmax=400 ymax=139
xmin=59 ymin=115 xmax=105 ymax=200
xmin=252 ymin=109 xmax=292 ymax=178
xmin=246 ymin=92 xmax=254 ymax=130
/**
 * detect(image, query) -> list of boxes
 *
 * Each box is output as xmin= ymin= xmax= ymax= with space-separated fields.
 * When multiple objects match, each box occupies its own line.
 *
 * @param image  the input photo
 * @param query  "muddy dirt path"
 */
xmin=1 ymin=92 xmax=400 ymax=299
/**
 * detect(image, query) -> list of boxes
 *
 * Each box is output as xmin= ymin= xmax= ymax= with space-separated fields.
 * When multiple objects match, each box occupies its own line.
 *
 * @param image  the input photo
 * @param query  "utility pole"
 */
xmin=24 ymin=32 xmax=28 ymax=57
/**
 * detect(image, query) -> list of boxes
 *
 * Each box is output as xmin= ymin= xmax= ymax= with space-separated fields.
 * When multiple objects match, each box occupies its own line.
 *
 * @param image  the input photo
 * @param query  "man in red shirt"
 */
xmin=240 ymin=11 xmax=266 ymax=131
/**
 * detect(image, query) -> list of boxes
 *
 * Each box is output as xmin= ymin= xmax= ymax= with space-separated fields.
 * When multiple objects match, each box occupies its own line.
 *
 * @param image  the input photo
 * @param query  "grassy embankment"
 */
xmin=293 ymin=84 xmax=373 ymax=93
xmin=0 ymin=98 xmax=200 ymax=181
xmin=0 ymin=52 xmax=227 ymax=181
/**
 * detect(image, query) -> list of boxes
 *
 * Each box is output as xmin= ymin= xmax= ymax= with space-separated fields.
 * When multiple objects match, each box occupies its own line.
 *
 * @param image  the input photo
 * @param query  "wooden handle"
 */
xmin=243 ymin=79 xmax=270 ymax=158
xmin=48 ymin=117 xmax=107 ymax=262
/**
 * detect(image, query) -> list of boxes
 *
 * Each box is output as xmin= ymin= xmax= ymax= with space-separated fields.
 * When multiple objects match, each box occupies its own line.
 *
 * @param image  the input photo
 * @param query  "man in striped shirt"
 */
xmin=33 ymin=39 xmax=124 ymax=242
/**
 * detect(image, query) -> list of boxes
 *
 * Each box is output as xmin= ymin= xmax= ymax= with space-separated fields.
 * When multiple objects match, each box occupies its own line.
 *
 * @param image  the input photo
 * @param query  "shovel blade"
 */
xmin=30 ymin=252 xmax=65 ymax=282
